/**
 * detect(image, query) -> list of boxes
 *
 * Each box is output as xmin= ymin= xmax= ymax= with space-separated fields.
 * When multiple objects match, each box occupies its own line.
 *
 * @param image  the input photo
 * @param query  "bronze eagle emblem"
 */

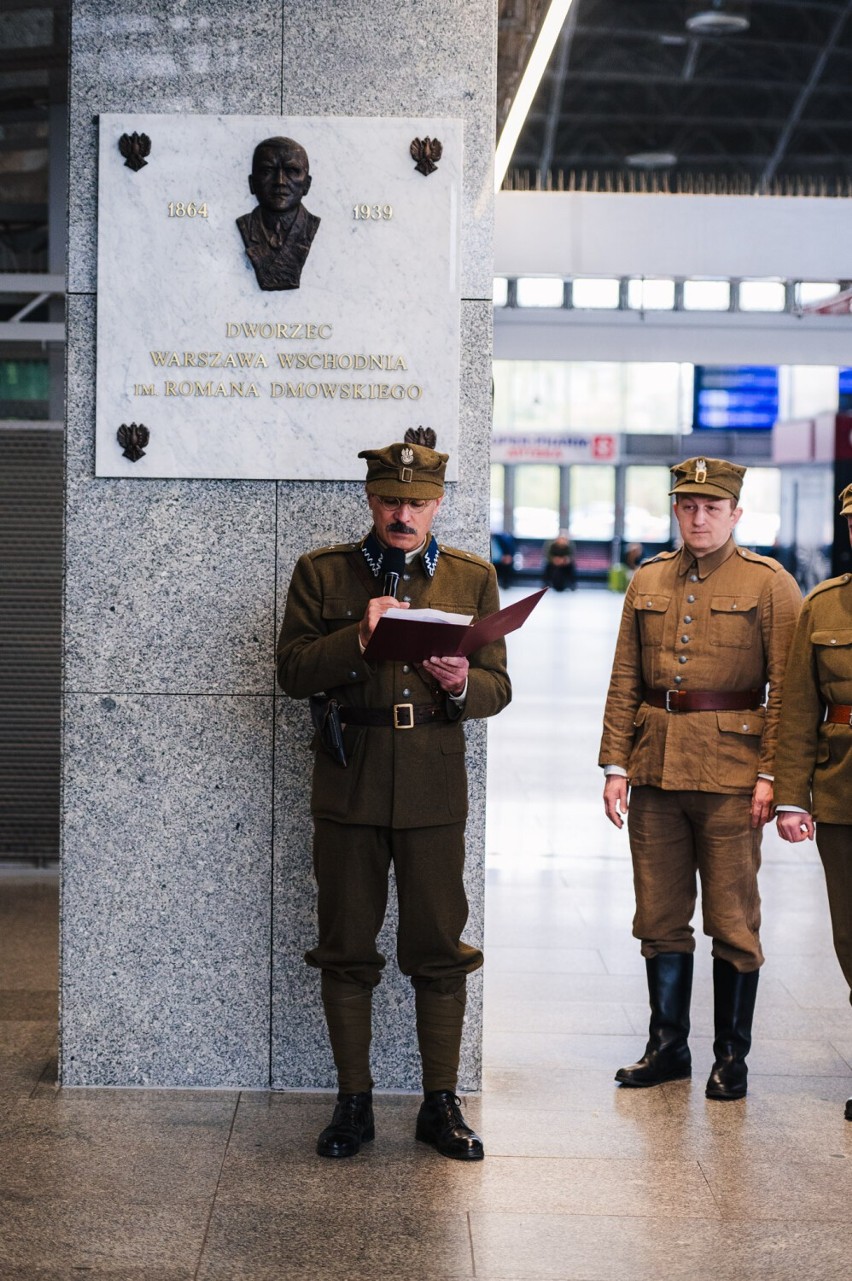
xmin=118 ymin=132 xmax=151 ymax=172
xmin=117 ymin=423 xmax=150 ymax=462
xmin=410 ymin=137 xmax=442 ymax=177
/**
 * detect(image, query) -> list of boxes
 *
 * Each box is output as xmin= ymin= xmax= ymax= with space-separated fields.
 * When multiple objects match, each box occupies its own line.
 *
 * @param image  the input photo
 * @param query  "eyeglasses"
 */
xmin=374 ymin=497 xmax=432 ymax=511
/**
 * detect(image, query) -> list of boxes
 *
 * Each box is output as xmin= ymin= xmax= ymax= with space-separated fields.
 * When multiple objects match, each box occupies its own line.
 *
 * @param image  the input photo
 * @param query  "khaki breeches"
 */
xmin=815 ymin=824 xmax=852 ymax=1000
xmin=306 ymin=818 xmax=484 ymax=991
xmin=627 ymin=786 xmax=764 ymax=972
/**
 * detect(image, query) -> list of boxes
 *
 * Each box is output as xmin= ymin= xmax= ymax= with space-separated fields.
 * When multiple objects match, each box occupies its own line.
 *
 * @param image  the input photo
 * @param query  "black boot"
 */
xmin=705 ymin=959 xmax=759 ymax=1101
xmin=615 ymin=953 xmax=693 ymax=1087
xmin=316 ymin=1091 xmax=375 ymax=1158
xmin=845 ymin=1098 xmax=852 ymax=1121
xmin=416 ymin=1090 xmax=484 ymax=1161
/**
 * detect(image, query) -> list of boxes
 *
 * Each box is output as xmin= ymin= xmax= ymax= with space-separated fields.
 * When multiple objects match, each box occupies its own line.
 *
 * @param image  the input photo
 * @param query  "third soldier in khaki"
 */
xmin=774 ymin=483 xmax=852 ymax=1120
xmin=599 ymin=457 xmax=801 ymax=1100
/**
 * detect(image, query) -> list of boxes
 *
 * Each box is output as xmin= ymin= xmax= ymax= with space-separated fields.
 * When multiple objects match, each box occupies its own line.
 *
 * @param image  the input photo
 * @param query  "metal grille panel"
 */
xmin=0 ymin=427 xmax=63 ymax=859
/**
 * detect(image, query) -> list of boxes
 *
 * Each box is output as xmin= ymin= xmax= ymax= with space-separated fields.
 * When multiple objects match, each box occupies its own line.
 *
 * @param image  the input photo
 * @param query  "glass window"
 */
xmin=796 ymin=281 xmax=841 ymax=308
xmin=568 ymin=466 xmax=615 ymax=539
xmin=492 ymin=360 xmax=695 ymax=434
xmin=626 ymin=278 xmax=675 ymax=311
xmin=493 ymin=277 xmax=509 ymax=307
xmin=624 ymin=363 xmax=688 ymax=433
xmin=737 ymin=467 xmax=781 ymax=549
xmin=516 ymin=277 xmax=564 ymax=308
xmin=625 ymin=467 xmax=673 ymax=543
xmin=738 ymin=279 xmax=786 ymax=312
xmin=571 ymin=277 xmax=620 ymax=309
xmin=492 ymin=361 xmax=572 ymax=431
xmin=490 ymin=463 xmax=505 ymax=531
xmin=682 ymin=279 xmax=730 ymax=311
xmin=787 ymin=365 xmax=839 ymax=418
xmin=513 ymin=465 xmax=560 ymax=538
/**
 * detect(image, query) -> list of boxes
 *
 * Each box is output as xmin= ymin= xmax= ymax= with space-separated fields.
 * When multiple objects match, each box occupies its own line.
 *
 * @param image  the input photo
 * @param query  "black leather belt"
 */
xmin=644 ymin=688 xmax=764 ymax=713
xmin=338 ymin=703 xmax=447 ymax=730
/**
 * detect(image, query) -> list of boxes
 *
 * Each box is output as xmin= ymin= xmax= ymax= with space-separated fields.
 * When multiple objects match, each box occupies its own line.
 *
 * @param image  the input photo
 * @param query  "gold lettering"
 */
xmin=225 ymin=321 xmax=333 ymax=340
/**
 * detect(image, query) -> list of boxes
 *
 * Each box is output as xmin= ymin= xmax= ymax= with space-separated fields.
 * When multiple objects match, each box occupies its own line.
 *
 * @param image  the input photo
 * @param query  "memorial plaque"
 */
xmin=95 ymin=114 xmax=463 ymax=480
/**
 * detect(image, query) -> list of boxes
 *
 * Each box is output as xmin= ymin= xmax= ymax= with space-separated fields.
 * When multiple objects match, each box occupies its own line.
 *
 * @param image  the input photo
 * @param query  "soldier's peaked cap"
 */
xmin=669 ymin=456 xmax=746 ymax=502
xmin=839 ymin=483 xmax=852 ymax=517
xmin=359 ymin=429 xmax=448 ymax=499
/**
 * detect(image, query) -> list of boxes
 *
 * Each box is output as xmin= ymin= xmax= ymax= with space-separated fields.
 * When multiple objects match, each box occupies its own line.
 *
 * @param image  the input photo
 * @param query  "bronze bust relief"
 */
xmin=236 ymin=136 xmax=321 ymax=291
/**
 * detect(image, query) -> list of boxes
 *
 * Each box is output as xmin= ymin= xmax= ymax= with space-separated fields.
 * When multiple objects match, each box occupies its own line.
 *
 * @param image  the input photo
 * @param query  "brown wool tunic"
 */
xmin=277 ymin=535 xmax=511 ymax=828
xmin=598 ymin=538 xmax=802 ymax=792
xmin=774 ymin=573 xmax=852 ymax=823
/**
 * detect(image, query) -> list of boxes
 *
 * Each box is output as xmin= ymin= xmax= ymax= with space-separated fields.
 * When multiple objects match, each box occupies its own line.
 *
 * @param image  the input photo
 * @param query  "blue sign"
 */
xmin=693 ymin=365 xmax=778 ymax=430
xmin=839 ymin=367 xmax=852 ymax=411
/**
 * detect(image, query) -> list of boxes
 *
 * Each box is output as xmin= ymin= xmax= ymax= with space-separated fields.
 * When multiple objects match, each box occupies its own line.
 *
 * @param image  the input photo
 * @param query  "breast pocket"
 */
xmin=320 ymin=596 xmax=363 ymax=633
xmin=634 ymin=595 xmax=670 ymax=647
xmin=812 ymin=629 xmax=852 ymax=684
xmin=709 ymin=595 xmax=758 ymax=649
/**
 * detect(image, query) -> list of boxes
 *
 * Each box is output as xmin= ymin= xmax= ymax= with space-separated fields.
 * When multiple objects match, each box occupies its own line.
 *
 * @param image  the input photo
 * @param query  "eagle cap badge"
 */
xmin=694 ymin=458 xmax=708 ymax=484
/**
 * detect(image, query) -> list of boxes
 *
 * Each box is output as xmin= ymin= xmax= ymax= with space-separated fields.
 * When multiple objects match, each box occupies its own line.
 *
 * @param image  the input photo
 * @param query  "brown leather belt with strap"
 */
xmin=826 ymin=703 xmax=852 ymax=725
xmin=644 ymin=688 xmax=765 ymax=713
xmin=338 ymin=703 xmax=447 ymax=730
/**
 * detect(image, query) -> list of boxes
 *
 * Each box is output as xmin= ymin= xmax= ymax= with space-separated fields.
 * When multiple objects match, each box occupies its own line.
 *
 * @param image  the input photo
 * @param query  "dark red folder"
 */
xmin=362 ymin=588 xmax=547 ymax=663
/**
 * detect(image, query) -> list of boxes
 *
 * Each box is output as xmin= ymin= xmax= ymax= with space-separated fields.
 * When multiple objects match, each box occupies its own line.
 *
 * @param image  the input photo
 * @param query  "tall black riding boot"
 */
xmin=317 ymin=974 xmax=375 ymax=1157
xmin=615 ymin=953 xmax=693 ymax=1087
xmin=705 ymin=958 xmax=759 ymax=1101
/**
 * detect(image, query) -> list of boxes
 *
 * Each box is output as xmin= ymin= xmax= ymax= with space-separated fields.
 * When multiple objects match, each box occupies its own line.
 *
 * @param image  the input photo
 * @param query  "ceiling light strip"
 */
xmin=494 ymin=0 xmax=577 ymax=194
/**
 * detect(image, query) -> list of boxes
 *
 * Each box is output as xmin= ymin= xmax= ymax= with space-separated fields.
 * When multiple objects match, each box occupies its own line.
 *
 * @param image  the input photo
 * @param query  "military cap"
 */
xmin=669 ymin=455 xmax=746 ymax=502
xmin=840 ymin=483 xmax=852 ymax=517
xmin=359 ymin=430 xmax=448 ymax=499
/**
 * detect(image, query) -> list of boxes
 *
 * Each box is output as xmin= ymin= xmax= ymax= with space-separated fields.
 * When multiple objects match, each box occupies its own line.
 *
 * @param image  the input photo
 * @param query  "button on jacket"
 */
xmin=598 ymin=538 xmax=802 ymax=792
xmin=277 ymin=536 xmax=511 ymax=828
xmin=774 ymin=574 xmax=852 ymax=823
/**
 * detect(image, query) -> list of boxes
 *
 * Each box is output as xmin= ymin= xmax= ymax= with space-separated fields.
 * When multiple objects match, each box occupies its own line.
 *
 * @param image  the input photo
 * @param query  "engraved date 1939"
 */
xmin=352 ymin=204 xmax=393 ymax=221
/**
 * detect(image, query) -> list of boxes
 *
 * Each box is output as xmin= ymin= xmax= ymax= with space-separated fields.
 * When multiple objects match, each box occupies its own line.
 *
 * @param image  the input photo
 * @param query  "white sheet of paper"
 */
xmin=384 ymin=607 xmax=473 ymax=625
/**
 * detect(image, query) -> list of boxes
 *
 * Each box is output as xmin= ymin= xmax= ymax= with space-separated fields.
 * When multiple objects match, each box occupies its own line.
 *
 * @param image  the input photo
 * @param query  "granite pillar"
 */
xmin=63 ymin=0 xmax=496 ymax=1089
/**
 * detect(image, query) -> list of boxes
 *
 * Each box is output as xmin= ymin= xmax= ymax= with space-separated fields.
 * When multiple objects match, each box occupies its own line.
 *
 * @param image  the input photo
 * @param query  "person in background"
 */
xmin=491 ymin=529 xmax=516 ymax=591
xmin=544 ymin=530 xmax=577 ymax=592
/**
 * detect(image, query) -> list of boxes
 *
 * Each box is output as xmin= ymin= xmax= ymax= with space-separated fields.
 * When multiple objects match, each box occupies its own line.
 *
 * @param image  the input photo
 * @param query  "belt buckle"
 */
xmin=665 ymin=689 xmax=681 ymax=713
xmin=393 ymin=702 xmax=414 ymax=730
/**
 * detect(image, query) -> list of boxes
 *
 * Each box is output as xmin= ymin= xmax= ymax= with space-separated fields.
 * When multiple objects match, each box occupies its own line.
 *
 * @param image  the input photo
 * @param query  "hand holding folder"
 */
xmin=362 ymin=588 xmax=546 ymax=663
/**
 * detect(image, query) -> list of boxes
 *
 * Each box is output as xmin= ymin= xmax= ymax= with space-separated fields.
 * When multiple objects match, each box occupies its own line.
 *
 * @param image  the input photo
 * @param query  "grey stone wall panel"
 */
xmin=61 ymin=692 xmax=273 ymax=1087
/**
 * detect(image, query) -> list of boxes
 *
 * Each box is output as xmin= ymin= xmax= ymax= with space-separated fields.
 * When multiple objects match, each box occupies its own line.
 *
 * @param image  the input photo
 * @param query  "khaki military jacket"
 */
xmin=773 ymin=574 xmax=852 ymax=823
xmin=277 ymin=533 xmax=511 ymax=828
xmin=598 ymin=539 xmax=802 ymax=793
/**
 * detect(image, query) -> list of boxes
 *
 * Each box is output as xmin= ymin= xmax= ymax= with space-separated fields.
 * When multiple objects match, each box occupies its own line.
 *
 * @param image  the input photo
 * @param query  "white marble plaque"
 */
xmin=95 ymin=114 xmax=462 ymax=479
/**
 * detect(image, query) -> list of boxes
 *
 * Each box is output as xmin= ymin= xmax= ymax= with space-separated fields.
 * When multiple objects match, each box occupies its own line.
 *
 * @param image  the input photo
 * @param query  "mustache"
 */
xmin=387 ymin=521 xmax=416 ymax=534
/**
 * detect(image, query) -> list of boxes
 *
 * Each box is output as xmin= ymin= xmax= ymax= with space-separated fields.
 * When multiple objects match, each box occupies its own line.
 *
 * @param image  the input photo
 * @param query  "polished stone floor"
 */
xmin=3 ymin=587 xmax=852 ymax=1279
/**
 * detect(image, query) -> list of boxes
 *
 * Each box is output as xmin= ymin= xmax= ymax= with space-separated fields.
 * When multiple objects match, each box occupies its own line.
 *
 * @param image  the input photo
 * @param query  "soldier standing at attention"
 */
xmin=277 ymin=429 xmax=511 ymax=1160
xmin=599 ymin=457 xmax=801 ymax=1100
xmin=774 ymin=484 xmax=852 ymax=1119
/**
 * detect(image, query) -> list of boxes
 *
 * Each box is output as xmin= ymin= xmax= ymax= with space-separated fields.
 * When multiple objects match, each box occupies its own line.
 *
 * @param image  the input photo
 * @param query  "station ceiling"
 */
xmin=499 ymin=0 xmax=852 ymax=193
xmin=3 ymin=0 xmax=852 ymax=271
